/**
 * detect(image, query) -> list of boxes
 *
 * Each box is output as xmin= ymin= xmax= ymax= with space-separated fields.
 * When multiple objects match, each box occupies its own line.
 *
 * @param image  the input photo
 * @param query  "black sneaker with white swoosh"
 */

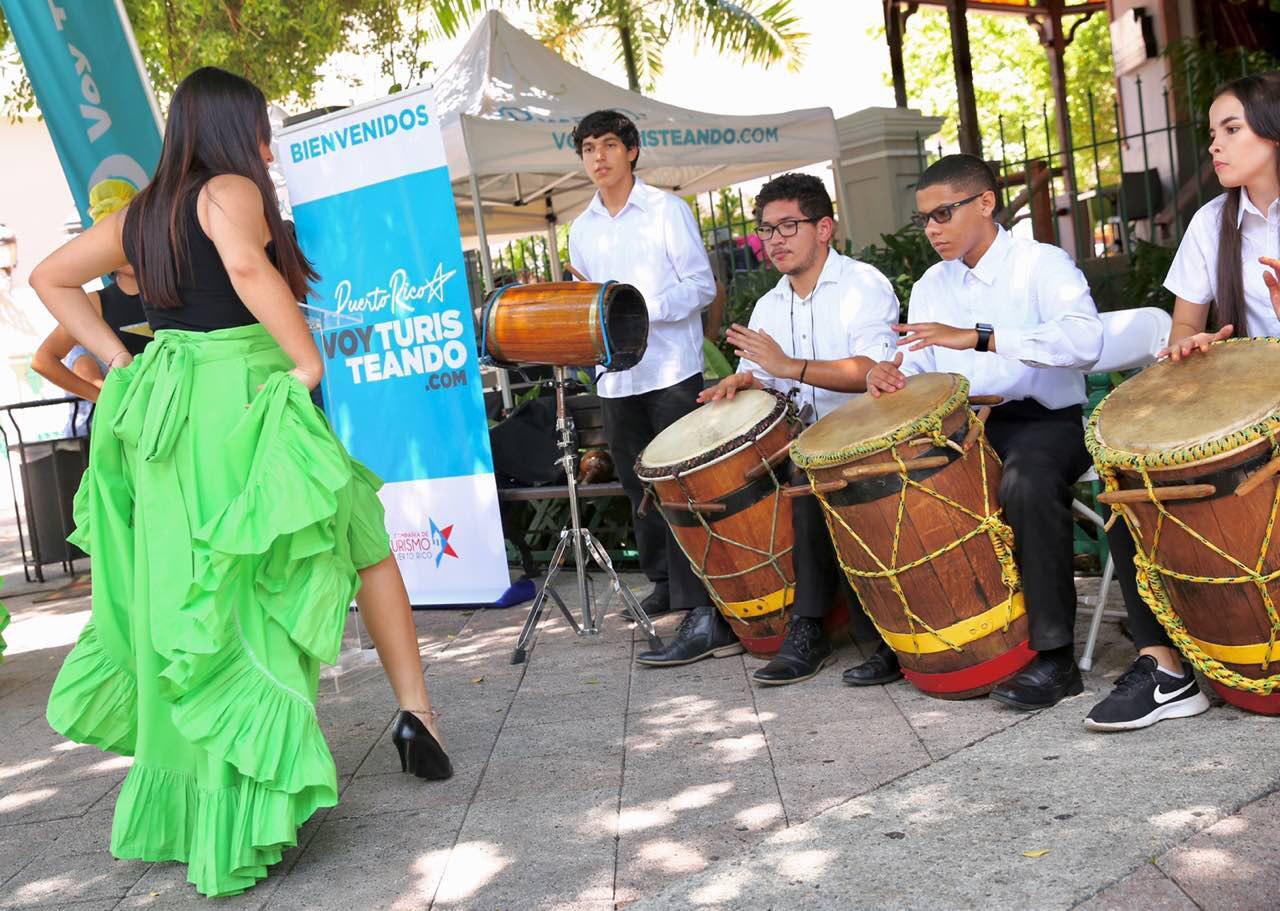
xmin=1084 ymin=655 xmax=1211 ymax=732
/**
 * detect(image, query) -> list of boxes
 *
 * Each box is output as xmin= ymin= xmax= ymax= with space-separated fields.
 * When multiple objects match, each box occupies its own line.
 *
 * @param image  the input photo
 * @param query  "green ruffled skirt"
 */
xmin=0 ymin=581 xmax=8 ymax=660
xmin=45 ymin=324 xmax=391 ymax=897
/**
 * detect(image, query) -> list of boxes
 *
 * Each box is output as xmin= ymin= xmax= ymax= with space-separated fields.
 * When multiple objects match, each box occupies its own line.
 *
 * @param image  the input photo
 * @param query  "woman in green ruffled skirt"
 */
xmin=30 ymin=67 xmax=452 ymax=898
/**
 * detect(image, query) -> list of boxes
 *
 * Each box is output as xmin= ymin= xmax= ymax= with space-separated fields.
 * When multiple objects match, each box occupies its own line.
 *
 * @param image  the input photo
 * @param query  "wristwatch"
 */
xmin=975 ymin=323 xmax=994 ymax=353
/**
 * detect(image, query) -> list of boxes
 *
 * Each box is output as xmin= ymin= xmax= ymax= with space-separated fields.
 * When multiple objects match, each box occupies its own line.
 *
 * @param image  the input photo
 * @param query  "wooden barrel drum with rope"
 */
xmin=1088 ymin=338 xmax=1280 ymax=716
xmin=789 ymin=373 xmax=1035 ymax=699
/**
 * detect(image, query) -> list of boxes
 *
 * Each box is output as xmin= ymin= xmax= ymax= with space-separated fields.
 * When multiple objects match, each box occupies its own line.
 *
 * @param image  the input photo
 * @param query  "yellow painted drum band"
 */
xmin=874 ymin=591 xmax=1025 ymax=655
xmin=1187 ymin=634 xmax=1280 ymax=667
xmin=718 ymin=586 xmax=794 ymax=621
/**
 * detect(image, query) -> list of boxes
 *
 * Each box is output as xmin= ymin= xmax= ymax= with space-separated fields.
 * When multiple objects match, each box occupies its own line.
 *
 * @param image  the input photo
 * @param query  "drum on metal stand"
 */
xmin=481 ymin=281 xmax=648 ymax=370
xmin=636 ymin=389 xmax=838 ymax=656
xmin=1088 ymin=338 xmax=1280 ymax=715
xmin=478 ymin=281 xmax=662 ymax=664
xmin=789 ymin=373 xmax=1034 ymax=699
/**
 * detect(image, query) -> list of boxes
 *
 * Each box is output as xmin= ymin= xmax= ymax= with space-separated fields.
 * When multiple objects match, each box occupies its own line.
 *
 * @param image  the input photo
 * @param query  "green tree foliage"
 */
xmin=1163 ymin=37 xmax=1280 ymax=120
xmin=0 ymin=0 xmax=486 ymax=117
xmin=872 ymin=8 xmax=1119 ymax=182
xmin=518 ymin=0 xmax=806 ymax=93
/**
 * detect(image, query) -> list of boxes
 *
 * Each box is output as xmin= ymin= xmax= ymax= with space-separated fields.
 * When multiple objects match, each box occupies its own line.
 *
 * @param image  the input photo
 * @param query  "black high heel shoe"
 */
xmin=391 ymin=710 xmax=453 ymax=780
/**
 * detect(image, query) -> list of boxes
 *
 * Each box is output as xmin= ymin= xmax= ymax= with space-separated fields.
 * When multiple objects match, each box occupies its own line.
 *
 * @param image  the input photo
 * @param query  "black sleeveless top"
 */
xmin=99 ymin=281 xmax=150 ymax=356
xmin=125 ymin=181 xmax=262 ymax=333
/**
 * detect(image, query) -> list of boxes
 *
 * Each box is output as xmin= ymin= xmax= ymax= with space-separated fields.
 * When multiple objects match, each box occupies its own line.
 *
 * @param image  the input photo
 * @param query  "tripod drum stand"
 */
xmin=509 ymin=366 xmax=664 ymax=664
xmin=479 ymin=280 xmax=663 ymax=664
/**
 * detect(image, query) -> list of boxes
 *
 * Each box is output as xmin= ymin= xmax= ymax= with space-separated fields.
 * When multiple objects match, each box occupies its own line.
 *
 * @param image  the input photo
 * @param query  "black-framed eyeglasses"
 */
xmin=755 ymin=217 xmax=818 ymax=240
xmin=910 ymin=192 xmax=985 ymax=228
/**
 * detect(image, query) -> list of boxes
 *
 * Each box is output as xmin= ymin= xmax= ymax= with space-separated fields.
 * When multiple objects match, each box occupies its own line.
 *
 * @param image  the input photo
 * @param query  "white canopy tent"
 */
xmin=434 ymin=11 xmax=850 ymax=288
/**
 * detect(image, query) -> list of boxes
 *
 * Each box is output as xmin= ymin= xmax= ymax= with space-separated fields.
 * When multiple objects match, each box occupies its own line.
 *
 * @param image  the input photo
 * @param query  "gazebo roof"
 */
xmin=905 ymin=0 xmax=1104 ymax=12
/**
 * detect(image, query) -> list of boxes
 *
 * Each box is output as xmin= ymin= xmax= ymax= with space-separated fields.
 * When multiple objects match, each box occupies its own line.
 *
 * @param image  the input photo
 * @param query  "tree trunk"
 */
xmin=617 ymin=21 xmax=641 ymax=92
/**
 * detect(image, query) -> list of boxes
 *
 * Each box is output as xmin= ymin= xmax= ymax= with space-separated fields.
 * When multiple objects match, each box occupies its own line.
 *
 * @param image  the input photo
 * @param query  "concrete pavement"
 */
xmin=2 ymin=513 xmax=1277 ymax=910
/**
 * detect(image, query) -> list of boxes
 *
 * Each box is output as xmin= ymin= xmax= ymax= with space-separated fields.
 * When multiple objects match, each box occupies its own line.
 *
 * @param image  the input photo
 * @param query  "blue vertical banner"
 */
xmin=1 ymin=0 xmax=163 ymax=220
xmin=277 ymin=86 xmax=509 ymax=605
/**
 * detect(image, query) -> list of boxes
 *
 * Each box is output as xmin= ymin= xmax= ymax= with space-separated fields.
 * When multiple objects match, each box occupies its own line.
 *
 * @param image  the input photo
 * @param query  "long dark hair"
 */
xmin=1209 ymin=72 xmax=1280 ymax=333
xmin=123 ymin=67 xmax=316 ymax=310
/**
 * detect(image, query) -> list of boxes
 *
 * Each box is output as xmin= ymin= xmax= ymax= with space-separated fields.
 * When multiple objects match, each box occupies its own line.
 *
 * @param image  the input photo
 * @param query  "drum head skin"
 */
xmin=794 ymin=373 xmax=965 ymax=464
xmin=1094 ymin=340 xmax=1280 ymax=455
xmin=640 ymin=389 xmax=781 ymax=471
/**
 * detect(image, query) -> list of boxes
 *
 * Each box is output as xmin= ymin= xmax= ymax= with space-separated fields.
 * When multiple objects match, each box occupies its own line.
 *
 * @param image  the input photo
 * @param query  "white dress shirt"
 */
xmin=1164 ymin=190 xmax=1280 ymax=337
xmin=737 ymin=249 xmax=898 ymax=423
xmin=900 ymin=227 xmax=1103 ymax=409
xmin=568 ymin=177 xmax=716 ymax=398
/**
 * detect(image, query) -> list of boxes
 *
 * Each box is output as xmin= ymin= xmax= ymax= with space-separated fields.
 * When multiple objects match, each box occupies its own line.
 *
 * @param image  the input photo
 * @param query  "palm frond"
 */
xmin=672 ymin=0 xmax=807 ymax=71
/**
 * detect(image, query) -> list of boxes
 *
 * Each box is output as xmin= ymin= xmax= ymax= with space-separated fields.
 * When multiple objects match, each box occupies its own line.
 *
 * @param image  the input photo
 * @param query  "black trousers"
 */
xmin=1104 ymin=515 xmax=1172 ymax=649
xmin=790 ymin=470 xmax=850 ymax=620
xmin=984 ymin=399 xmax=1093 ymax=652
xmin=600 ymin=373 xmax=708 ymax=610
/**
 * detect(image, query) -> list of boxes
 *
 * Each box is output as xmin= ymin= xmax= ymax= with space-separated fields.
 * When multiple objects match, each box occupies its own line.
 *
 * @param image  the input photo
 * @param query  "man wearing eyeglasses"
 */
xmin=635 ymin=172 xmax=899 ymax=682
xmin=860 ymin=153 xmax=1103 ymax=709
xmin=567 ymin=110 xmax=718 ymax=623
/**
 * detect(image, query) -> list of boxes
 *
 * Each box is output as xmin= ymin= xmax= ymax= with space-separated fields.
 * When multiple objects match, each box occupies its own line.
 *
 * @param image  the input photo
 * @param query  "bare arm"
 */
xmin=703 ymin=281 xmax=726 ymax=342
xmin=800 ymin=355 xmax=879 ymax=393
xmin=1169 ymin=296 xmax=1211 ymax=344
xmin=32 ymin=323 xmax=105 ymax=402
xmin=726 ymin=323 xmax=878 ymax=392
xmin=1161 ymin=296 xmax=1230 ymax=361
xmin=29 ymin=214 xmax=133 ymax=369
xmin=201 ymin=175 xmax=323 ymax=388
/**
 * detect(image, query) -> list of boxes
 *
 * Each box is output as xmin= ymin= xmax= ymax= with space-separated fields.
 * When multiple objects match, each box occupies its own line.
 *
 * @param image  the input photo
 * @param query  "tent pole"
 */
xmin=545 ymin=198 xmax=563 ymax=281
xmin=831 ymin=154 xmax=854 ymax=251
xmin=464 ymin=118 xmax=513 ymax=409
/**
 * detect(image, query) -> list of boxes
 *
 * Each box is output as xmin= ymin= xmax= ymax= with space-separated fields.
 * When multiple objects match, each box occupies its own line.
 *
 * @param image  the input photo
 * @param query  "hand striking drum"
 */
xmin=1089 ymin=338 xmax=1280 ymax=716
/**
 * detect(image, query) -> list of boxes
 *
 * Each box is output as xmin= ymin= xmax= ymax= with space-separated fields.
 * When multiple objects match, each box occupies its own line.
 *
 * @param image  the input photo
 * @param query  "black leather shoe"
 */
xmin=842 ymin=641 xmax=902 ymax=686
xmin=640 ymin=582 xmax=675 ymax=618
xmin=753 ymin=616 xmax=834 ymax=686
xmin=635 ymin=606 xmax=743 ymax=666
xmin=989 ymin=653 xmax=1084 ymax=711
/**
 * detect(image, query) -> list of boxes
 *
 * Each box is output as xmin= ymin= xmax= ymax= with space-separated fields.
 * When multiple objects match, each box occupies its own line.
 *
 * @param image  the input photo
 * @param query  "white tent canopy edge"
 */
xmin=434 ymin=10 xmax=851 ymax=289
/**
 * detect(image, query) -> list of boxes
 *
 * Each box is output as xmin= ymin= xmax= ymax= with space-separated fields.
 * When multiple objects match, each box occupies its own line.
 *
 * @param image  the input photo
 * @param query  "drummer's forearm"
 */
xmin=1168 ymin=321 xmax=1202 ymax=346
xmin=1168 ymin=298 xmax=1211 ymax=344
xmin=797 ymin=356 xmax=878 ymax=393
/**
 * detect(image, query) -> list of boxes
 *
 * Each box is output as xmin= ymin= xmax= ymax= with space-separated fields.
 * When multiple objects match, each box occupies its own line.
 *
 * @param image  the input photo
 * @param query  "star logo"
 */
xmin=430 ymin=518 xmax=458 ymax=568
xmin=425 ymin=262 xmax=457 ymax=304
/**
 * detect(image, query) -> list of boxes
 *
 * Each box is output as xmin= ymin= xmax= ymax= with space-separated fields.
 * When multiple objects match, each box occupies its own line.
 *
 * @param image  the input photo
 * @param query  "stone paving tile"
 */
xmin=0 ymin=900 xmax=122 ymax=911
xmin=0 ymin=847 xmax=146 ymax=909
xmin=485 ymin=714 xmax=625 ymax=762
xmin=1073 ymin=864 xmax=1199 ymax=911
xmin=433 ymin=789 xmax=619 ymax=911
xmin=6 ymin=558 xmax=1280 ymax=911
xmin=1156 ymin=789 xmax=1280 ymax=911
xmin=629 ymin=694 xmax=1280 ymax=911
xmin=261 ymin=809 xmax=458 ymax=911
xmin=116 ymin=864 xmax=279 ymax=911
xmin=0 ymin=766 xmax=122 ymax=827
xmin=329 ymin=763 xmax=479 ymax=823
xmin=0 ymin=818 xmax=71 ymax=890
xmin=885 ymin=679 xmax=1037 ymax=761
